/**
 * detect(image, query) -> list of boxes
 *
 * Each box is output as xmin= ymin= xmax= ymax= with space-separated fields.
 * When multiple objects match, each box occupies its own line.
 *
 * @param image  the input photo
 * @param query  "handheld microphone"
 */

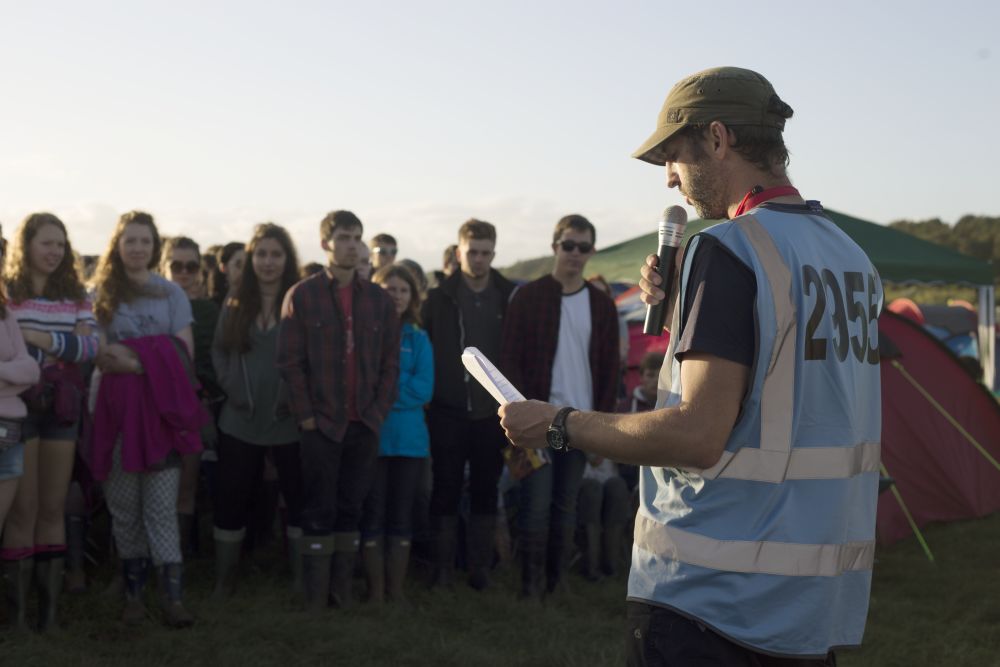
xmin=643 ymin=205 xmax=688 ymax=336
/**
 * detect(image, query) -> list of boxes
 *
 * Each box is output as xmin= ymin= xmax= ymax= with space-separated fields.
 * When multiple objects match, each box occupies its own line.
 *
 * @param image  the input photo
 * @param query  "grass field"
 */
xmin=2 ymin=513 xmax=999 ymax=666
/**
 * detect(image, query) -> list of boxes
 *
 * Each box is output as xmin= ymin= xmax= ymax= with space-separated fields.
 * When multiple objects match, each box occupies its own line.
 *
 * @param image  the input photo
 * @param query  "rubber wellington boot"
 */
xmin=361 ymin=536 xmax=384 ymax=605
xmin=602 ymin=521 xmax=625 ymax=577
xmin=158 ymin=562 xmax=195 ymax=628
xmin=287 ymin=526 xmax=304 ymax=595
xmin=429 ymin=515 xmax=457 ymax=589
xmin=583 ymin=523 xmax=603 ymax=582
xmin=329 ymin=532 xmax=359 ymax=609
xmin=466 ymin=514 xmax=497 ymax=591
xmin=65 ymin=514 xmax=89 ymax=593
xmin=545 ymin=523 xmax=577 ymax=595
xmin=385 ymin=536 xmax=411 ymax=603
xmin=35 ymin=554 xmax=66 ymax=632
xmin=519 ymin=533 xmax=546 ymax=600
xmin=301 ymin=535 xmax=334 ymax=612
xmin=121 ymin=558 xmax=150 ymax=624
xmin=212 ymin=528 xmax=244 ymax=601
xmin=2 ymin=557 xmax=34 ymax=631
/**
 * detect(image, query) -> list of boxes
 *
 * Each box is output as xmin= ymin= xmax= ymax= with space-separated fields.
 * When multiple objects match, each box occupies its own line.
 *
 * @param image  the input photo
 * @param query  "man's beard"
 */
xmin=683 ymin=160 xmax=728 ymax=220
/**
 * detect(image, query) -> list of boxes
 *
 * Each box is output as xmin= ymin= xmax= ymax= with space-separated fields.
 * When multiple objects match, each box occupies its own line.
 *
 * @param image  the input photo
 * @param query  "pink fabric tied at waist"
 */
xmin=89 ymin=335 xmax=207 ymax=481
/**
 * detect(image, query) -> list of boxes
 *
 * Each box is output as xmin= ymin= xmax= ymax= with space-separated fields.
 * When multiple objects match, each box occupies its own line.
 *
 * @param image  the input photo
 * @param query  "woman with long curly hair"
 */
xmin=91 ymin=211 xmax=200 ymax=627
xmin=210 ymin=223 xmax=302 ymax=598
xmin=0 ymin=236 xmax=41 ymax=631
xmin=0 ymin=213 xmax=98 ymax=631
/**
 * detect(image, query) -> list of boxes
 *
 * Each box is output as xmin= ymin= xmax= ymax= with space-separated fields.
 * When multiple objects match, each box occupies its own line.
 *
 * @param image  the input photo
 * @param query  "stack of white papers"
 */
xmin=461 ymin=347 xmax=525 ymax=405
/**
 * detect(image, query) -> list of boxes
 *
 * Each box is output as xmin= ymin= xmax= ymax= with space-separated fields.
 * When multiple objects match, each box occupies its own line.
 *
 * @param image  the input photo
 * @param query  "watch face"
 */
xmin=546 ymin=426 xmax=565 ymax=450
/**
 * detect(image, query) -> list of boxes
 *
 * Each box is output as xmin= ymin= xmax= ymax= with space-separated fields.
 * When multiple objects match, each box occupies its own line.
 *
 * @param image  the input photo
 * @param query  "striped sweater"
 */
xmin=7 ymin=297 xmax=100 ymax=364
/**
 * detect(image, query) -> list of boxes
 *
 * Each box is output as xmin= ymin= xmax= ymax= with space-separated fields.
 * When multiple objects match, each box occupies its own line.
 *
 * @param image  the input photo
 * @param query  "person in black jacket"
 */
xmin=420 ymin=219 xmax=515 ymax=591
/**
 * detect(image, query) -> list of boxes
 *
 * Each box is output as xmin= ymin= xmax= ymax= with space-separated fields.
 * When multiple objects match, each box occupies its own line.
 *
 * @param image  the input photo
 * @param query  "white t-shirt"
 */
xmin=548 ymin=287 xmax=593 ymax=411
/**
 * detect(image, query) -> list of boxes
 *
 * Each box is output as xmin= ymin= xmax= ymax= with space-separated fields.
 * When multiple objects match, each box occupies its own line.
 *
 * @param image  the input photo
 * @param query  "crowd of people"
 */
xmin=1 ymin=65 xmax=883 ymax=665
xmin=0 ymin=207 xmax=660 ymax=630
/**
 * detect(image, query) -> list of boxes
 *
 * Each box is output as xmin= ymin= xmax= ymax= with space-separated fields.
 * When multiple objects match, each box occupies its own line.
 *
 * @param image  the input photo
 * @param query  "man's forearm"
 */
xmin=565 ymin=407 xmax=723 ymax=470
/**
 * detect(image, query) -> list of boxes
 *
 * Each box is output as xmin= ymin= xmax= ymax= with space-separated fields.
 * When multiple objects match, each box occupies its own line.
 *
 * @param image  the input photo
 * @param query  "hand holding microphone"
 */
xmin=642 ymin=205 xmax=688 ymax=336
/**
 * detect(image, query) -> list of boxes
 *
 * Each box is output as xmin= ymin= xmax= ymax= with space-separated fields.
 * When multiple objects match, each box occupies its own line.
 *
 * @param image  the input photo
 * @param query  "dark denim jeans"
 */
xmin=577 ymin=475 xmax=632 ymax=526
xmin=626 ymin=602 xmax=837 ymax=667
xmin=517 ymin=447 xmax=587 ymax=535
xmin=361 ymin=456 xmax=425 ymax=539
xmin=299 ymin=422 xmax=378 ymax=536
xmin=428 ymin=410 xmax=505 ymax=518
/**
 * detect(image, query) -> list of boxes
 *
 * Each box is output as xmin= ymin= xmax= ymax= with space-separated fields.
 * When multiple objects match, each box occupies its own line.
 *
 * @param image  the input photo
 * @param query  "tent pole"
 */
xmin=880 ymin=463 xmax=935 ymax=563
xmin=890 ymin=360 xmax=1000 ymax=474
xmin=977 ymin=284 xmax=996 ymax=392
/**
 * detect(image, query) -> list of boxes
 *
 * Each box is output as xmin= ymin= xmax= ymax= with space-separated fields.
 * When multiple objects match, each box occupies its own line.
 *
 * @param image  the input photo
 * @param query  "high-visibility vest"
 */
xmin=629 ymin=205 xmax=882 ymax=657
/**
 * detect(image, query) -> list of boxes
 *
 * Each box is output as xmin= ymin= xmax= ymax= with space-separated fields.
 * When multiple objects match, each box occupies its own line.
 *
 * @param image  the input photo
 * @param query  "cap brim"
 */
xmin=630 ymin=123 xmax=684 ymax=166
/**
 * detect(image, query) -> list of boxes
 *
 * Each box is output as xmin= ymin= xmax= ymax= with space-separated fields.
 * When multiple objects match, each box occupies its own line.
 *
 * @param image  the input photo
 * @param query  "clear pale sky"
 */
xmin=1 ymin=1 xmax=996 ymax=272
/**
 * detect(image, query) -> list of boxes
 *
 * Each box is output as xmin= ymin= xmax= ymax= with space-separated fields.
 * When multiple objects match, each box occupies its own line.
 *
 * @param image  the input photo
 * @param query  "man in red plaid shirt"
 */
xmin=277 ymin=210 xmax=399 ymax=611
xmin=500 ymin=214 xmax=620 ymax=597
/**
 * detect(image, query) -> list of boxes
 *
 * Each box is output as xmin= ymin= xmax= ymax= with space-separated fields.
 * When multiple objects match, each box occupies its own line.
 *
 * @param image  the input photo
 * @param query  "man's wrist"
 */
xmin=546 ymin=406 xmax=577 ymax=451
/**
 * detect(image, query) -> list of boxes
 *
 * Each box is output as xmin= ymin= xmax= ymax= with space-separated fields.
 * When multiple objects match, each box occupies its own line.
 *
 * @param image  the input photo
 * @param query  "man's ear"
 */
xmin=708 ymin=121 xmax=732 ymax=159
xmin=321 ymin=239 xmax=330 ymax=252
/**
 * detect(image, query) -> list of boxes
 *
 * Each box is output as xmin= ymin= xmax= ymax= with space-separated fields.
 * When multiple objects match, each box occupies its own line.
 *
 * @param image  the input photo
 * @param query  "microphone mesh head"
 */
xmin=658 ymin=206 xmax=688 ymax=246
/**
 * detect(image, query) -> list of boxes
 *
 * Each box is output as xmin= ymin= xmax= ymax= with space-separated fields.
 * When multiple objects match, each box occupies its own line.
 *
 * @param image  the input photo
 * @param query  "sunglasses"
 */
xmin=557 ymin=240 xmax=594 ymax=254
xmin=374 ymin=246 xmax=398 ymax=256
xmin=170 ymin=260 xmax=201 ymax=274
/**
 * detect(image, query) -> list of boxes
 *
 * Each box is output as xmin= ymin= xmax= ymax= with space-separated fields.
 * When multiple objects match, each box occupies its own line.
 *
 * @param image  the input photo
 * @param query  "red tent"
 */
xmin=876 ymin=311 xmax=1000 ymax=545
xmin=617 ymin=286 xmax=669 ymax=396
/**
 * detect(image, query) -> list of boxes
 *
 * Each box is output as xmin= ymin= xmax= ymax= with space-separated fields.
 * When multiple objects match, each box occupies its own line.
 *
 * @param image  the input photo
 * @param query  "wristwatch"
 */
xmin=546 ymin=407 xmax=577 ymax=452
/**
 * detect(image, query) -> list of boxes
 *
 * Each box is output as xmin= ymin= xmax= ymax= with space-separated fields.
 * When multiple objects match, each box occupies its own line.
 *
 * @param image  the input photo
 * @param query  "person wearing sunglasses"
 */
xmin=161 ymin=236 xmax=222 ymax=558
xmin=369 ymin=233 xmax=398 ymax=271
xmin=500 ymin=214 xmax=619 ymax=598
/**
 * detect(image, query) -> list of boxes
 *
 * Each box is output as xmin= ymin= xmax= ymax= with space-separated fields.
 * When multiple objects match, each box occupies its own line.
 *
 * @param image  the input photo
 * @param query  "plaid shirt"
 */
xmin=277 ymin=270 xmax=399 ymax=442
xmin=500 ymin=275 xmax=620 ymax=412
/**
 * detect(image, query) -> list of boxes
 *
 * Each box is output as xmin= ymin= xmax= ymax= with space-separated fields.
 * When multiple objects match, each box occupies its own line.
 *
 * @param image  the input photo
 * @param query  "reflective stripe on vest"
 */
xmin=742 ymin=217 xmax=796 ymax=479
xmin=701 ymin=440 xmax=881 ymax=481
xmin=634 ymin=513 xmax=875 ymax=577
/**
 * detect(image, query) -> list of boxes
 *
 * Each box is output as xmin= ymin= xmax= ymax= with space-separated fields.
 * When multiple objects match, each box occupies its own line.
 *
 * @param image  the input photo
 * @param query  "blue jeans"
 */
xmin=0 ymin=441 xmax=25 ymax=481
xmin=517 ymin=448 xmax=587 ymax=535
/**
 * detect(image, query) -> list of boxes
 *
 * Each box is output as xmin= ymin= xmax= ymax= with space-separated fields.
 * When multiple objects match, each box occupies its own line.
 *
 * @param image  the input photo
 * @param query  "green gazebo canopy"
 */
xmin=566 ymin=209 xmax=994 ymax=286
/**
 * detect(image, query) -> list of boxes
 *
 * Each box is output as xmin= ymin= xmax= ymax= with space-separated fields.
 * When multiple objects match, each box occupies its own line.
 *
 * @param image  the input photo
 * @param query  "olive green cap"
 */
xmin=631 ymin=66 xmax=792 ymax=166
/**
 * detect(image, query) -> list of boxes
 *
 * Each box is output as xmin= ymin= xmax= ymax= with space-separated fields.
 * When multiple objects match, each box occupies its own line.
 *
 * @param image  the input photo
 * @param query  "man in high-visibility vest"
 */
xmin=500 ymin=66 xmax=881 ymax=665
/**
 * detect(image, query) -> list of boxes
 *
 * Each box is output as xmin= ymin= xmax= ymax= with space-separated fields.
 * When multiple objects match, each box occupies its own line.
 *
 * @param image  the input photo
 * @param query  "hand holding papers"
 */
xmin=461 ymin=347 xmax=525 ymax=405
xmin=461 ymin=347 xmax=548 ymax=478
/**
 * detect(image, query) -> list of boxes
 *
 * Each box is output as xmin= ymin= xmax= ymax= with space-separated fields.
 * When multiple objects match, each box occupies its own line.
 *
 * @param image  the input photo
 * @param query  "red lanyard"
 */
xmin=733 ymin=185 xmax=800 ymax=217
